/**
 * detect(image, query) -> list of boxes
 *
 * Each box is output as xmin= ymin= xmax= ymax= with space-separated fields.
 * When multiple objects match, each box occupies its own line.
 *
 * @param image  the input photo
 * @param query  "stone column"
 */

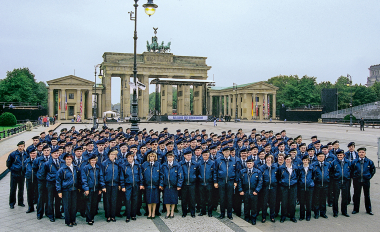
xmin=177 ymin=85 xmax=183 ymax=115
xmin=232 ymin=94 xmax=236 ymax=119
xmin=223 ymin=95 xmax=227 ymax=116
xmin=97 ymin=93 xmax=102 ymax=118
xmin=237 ymin=93 xmax=241 ymax=118
xmin=273 ymin=94 xmax=276 ymax=119
xmin=160 ymin=84 xmax=168 ymax=115
xmin=242 ymin=93 xmax=247 ymax=119
xmin=121 ymin=75 xmax=131 ymax=118
xmin=103 ymin=73 xmax=112 ymax=112
xmin=183 ymin=85 xmax=191 ymax=115
xmin=76 ymin=89 xmax=81 ymax=116
xmin=208 ymin=94 xmax=213 ymax=116
xmin=61 ymin=89 xmax=66 ymax=120
xmin=264 ymin=93 xmax=268 ymax=119
xmin=167 ymin=84 xmax=173 ymax=115
xmin=87 ymin=89 xmax=93 ymax=119
xmin=142 ymin=75 xmax=150 ymax=118
xmin=259 ymin=94 xmax=263 ymax=120
xmin=253 ymin=93 xmax=256 ymax=119
xmin=193 ymin=85 xmax=202 ymax=115
xmin=48 ymin=88 xmax=54 ymax=117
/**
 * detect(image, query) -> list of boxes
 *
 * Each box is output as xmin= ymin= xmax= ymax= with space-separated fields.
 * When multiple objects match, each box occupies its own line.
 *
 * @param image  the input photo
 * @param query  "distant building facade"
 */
xmin=367 ymin=64 xmax=380 ymax=86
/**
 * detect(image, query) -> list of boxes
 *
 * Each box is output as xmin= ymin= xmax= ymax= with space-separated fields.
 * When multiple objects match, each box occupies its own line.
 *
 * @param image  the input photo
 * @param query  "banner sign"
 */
xmin=168 ymin=115 xmax=208 ymax=121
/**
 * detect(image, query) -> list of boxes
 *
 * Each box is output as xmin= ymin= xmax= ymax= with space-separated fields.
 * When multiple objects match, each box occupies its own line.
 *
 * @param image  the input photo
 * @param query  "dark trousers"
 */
xmin=333 ymin=180 xmax=349 ymax=214
xmin=37 ymin=180 xmax=48 ymax=218
xmin=219 ymin=181 xmax=234 ymax=217
xmin=104 ymin=186 xmax=118 ymax=219
xmin=199 ymin=184 xmax=213 ymax=214
xmin=116 ymin=189 xmax=124 ymax=215
xmin=62 ymin=191 xmax=77 ymax=225
xmin=299 ymin=187 xmax=313 ymax=219
xmin=47 ymin=181 xmax=62 ymax=219
xmin=86 ymin=190 xmax=99 ymax=222
xmin=353 ymin=179 xmax=371 ymax=213
xmin=275 ymin=185 xmax=282 ymax=216
xmin=233 ymin=190 xmax=243 ymax=217
xmin=281 ymin=185 xmax=297 ymax=219
xmin=182 ymin=185 xmax=196 ymax=215
xmin=243 ymin=191 xmax=258 ymax=221
xmin=212 ymin=187 xmax=219 ymax=210
xmin=262 ymin=186 xmax=277 ymax=219
xmin=360 ymin=125 xmax=364 ymax=131
xmin=125 ymin=184 xmax=139 ymax=219
xmin=77 ymin=190 xmax=86 ymax=216
xmin=328 ymin=179 xmax=334 ymax=205
xmin=9 ymin=173 xmax=24 ymax=206
xmin=348 ymin=178 xmax=352 ymax=204
xmin=26 ymin=177 xmax=37 ymax=210
xmin=314 ymin=185 xmax=328 ymax=216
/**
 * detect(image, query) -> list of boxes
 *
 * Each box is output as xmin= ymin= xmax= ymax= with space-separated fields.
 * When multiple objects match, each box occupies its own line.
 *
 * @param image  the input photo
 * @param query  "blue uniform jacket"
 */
xmin=238 ymin=167 xmax=263 ymax=193
xmin=160 ymin=161 xmax=183 ymax=188
xmin=41 ymin=158 xmax=64 ymax=182
xmin=180 ymin=160 xmax=199 ymax=186
xmin=259 ymin=163 xmax=278 ymax=188
xmin=331 ymin=158 xmax=352 ymax=181
xmin=344 ymin=151 xmax=358 ymax=162
xmin=56 ymin=165 xmax=79 ymax=193
xmin=120 ymin=161 xmax=141 ymax=188
xmin=197 ymin=159 xmax=215 ymax=186
xmin=213 ymin=156 xmax=239 ymax=184
xmin=278 ymin=164 xmax=298 ymax=187
xmin=298 ymin=165 xmax=315 ymax=190
xmin=141 ymin=161 xmax=160 ymax=188
xmin=81 ymin=164 xmax=106 ymax=191
xmin=325 ymin=154 xmax=337 ymax=165
xmin=102 ymin=159 xmax=122 ymax=187
xmin=351 ymin=157 xmax=376 ymax=181
xmin=6 ymin=150 xmax=28 ymax=176
xmin=33 ymin=155 xmax=50 ymax=180
xmin=23 ymin=157 xmax=37 ymax=180
xmin=313 ymin=162 xmax=331 ymax=187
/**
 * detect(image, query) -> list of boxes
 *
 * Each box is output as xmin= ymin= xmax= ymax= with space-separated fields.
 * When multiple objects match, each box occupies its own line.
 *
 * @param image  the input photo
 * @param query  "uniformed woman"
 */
xmin=56 ymin=153 xmax=78 ymax=227
xmin=298 ymin=155 xmax=314 ymax=221
xmin=102 ymin=150 xmax=122 ymax=222
xmin=140 ymin=151 xmax=160 ymax=219
xmin=259 ymin=154 xmax=278 ymax=223
xmin=159 ymin=152 xmax=183 ymax=219
xmin=81 ymin=154 xmax=106 ymax=225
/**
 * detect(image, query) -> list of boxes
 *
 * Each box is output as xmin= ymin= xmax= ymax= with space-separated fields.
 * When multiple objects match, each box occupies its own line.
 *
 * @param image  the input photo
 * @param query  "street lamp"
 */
xmin=233 ymin=83 xmax=238 ymax=122
xmin=347 ymin=74 xmax=353 ymax=127
xmin=128 ymin=0 xmax=158 ymax=132
xmin=93 ymin=64 xmax=103 ymax=129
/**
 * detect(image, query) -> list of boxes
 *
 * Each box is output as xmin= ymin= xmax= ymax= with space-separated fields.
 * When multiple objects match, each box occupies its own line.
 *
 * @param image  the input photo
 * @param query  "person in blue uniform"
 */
xmin=73 ymin=146 xmax=87 ymax=218
xmin=238 ymin=158 xmax=262 ymax=225
xmin=345 ymin=141 xmax=357 ymax=204
xmin=214 ymin=146 xmax=238 ymax=220
xmin=180 ymin=150 xmax=199 ymax=218
xmin=278 ymin=154 xmax=298 ymax=223
xmin=23 ymin=148 xmax=38 ymax=213
xmin=160 ymin=151 xmax=183 ymax=219
xmin=41 ymin=147 xmax=64 ymax=222
xmin=102 ymin=149 xmax=122 ymax=222
xmin=313 ymin=151 xmax=331 ymax=219
xmin=121 ymin=151 xmax=141 ymax=222
xmin=298 ymin=155 xmax=314 ymax=221
xmin=56 ymin=153 xmax=79 ymax=227
xmin=259 ymin=154 xmax=277 ymax=223
xmin=331 ymin=149 xmax=351 ymax=217
xmin=81 ymin=154 xmax=106 ymax=225
xmin=140 ymin=151 xmax=161 ymax=219
xmin=6 ymin=141 xmax=27 ymax=209
xmin=34 ymin=145 xmax=51 ymax=219
xmin=351 ymin=147 xmax=376 ymax=215
xmin=197 ymin=149 xmax=215 ymax=217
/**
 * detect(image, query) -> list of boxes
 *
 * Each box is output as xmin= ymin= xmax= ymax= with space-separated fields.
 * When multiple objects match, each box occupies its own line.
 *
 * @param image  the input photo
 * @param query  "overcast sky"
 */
xmin=1 ymin=0 xmax=379 ymax=104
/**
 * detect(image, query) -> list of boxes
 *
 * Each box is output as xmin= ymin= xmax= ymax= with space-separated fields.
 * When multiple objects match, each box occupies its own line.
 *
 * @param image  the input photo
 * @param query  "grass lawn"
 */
xmin=0 ymin=125 xmax=22 ymax=138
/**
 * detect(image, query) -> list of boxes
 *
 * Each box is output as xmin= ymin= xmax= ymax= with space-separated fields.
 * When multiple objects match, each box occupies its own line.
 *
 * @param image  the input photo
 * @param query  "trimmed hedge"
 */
xmin=0 ymin=112 xmax=17 ymax=126
xmin=343 ymin=114 xmax=356 ymax=121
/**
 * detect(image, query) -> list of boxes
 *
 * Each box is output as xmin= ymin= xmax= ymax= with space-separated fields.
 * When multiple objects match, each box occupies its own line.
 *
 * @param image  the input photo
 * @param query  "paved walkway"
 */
xmin=1 ymin=122 xmax=379 ymax=231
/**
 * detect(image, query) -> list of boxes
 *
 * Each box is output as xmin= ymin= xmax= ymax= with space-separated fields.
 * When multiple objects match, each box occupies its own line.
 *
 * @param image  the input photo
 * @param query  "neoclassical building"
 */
xmin=208 ymin=82 xmax=278 ymax=120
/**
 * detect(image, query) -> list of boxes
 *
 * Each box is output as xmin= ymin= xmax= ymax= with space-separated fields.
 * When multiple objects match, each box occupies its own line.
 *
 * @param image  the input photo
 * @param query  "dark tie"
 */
xmin=169 ymin=164 xmax=172 ymax=169
xmin=187 ymin=162 xmax=190 ymax=168
xmin=350 ymin=152 xmax=353 ymax=161
xmin=243 ymin=161 xmax=246 ymax=168
xmin=249 ymin=170 xmax=252 ymax=175
xmin=320 ymin=162 xmax=323 ymax=168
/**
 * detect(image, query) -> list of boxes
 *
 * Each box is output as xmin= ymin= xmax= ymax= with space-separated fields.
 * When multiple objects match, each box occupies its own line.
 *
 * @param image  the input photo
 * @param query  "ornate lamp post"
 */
xmin=233 ymin=83 xmax=238 ymax=122
xmin=347 ymin=74 xmax=353 ymax=126
xmin=93 ymin=64 xmax=103 ymax=129
xmin=128 ymin=0 xmax=158 ymax=132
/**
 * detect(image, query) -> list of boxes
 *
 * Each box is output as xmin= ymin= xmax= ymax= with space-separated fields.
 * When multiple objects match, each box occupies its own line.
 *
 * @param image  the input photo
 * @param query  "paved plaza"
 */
xmin=0 ymin=121 xmax=379 ymax=232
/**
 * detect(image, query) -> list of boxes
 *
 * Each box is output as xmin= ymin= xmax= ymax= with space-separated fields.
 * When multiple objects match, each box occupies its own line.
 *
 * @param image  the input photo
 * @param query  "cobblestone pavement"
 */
xmin=1 ymin=122 xmax=379 ymax=231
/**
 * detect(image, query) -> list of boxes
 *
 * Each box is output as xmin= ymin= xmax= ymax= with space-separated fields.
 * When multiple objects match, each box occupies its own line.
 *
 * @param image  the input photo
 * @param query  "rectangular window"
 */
xmin=69 ymin=93 xmax=74 ymax=99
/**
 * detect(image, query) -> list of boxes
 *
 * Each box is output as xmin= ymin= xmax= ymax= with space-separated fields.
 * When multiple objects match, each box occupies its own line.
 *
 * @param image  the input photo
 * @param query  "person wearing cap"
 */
xmin=27 ymin=136 xmax=40 ymax=155
xmin=214 ymin=146 xmax=239 ymax=220
xmin=313 ymin=151 xmax=331 ymax=219
xmin=254 ymin=151 xmax=266 ymax=168
xmin=297 ymin=143 xmax=307 ymax=159
xmin=102 ymin=149 xmax=122 ymax=222
xmin=259 ymin=154 xmax=278 ymax=223
xmin=197 ymin=149 xmax=215 ymax=217
xmin=81 ymin=154 xmax=106 ymax=225
xmin=307 ymin=147 xmax=318 ymax=164
xmin=275 ymin=152 xmax=285 ymax=217
xmin=308 ymin=136 xmax=318 ymax=150
xmin=34 ymin=145 xmax=51 ymax=219
xmin=180 ymin=150 xmax=199 ymax=218
xmin=56 ymin=153 xmax=79 ymax=227
xmin=344 ymin=142 xmax=357 ymax=204
xmin=140 ymin=151 xmax=161 ymax=219
xmin=351 ymin=147 xmax=376 ymax=215
xmin=331 ymin=149 xmax=351 ymax=217
xmin=23 ymin=148 xmax=38 ymax=213
xmin=298 ymin=155 xmax=314 ymax=221
xmin=7 ymin=141 xmax=27 ymax=209
xmin=159 ymin=152 xmax=183 ymax=219
xmin=322 ymin=145 xmax=336 ymax=207
xmin=72 ymin=147 xmax=86 ymax=217
xmin=238 ymin=158 xmax=262 ymax=225
xmin=278 ymin=154 xmax=298 ymax=223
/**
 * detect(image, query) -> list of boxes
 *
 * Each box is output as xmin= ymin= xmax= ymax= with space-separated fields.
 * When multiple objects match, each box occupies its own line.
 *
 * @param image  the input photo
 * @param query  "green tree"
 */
xmin=0 ymin=68 xmax=48 ymax=108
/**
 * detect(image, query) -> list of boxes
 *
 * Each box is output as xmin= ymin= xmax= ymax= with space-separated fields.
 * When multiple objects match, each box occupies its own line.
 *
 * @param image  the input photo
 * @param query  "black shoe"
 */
xmin=111 ymin=218 xmax=116 ymax=222
xmin=270 ymin=218 xmax=276 ymax=223
xmin=321 ymin=214 xmax=328 ymax=219
xmin=67 ymin=224 xmax=73 ymax=227
xmin=328 ymin=203 xmax=332 ymax=207
xmin=290 ymin=218 xmax=297 ymax=223
xmin=342 ymin=213 xmax=350 ymax=217
xmin=280 ymin=217 xmax=285 ymax=223
xmin=198 ymin=213 xmax=203 ymax=216
xmin=88 ymin=222 xmax=93 ymax=225
xmin=72 ymin=222 xmax=77 ymax=226
xmin=306 ymin=217 xmax=311 ymax=221
xmin=57 ymin=215 xmax=65 ymax=219
xmin=50 ymin=218 xmax=55 ymax=222
xmin=26 ymin=208 xmax=34 ymax=213
xmin=165 ymin=215 xmax=169 ymax=219
xmin=252 ymin=219 xmax=256 ymax=225
xmin=182 ymin=214 xmax=186 ymax=218
xmin=191 ymin=215 xmax=195 ymax=218
xmin=147 ymin=216 xmax=151 ymax=219
xmin=333 ymin=213 xmax=338 ymax=217
xmin=107 ymin=218 xmax=111 ymax=222
xmin=314 ymin=215 xmax=319 ymax=219
xmin=208 ymin=214 xmax=213 ymax=217
xmin=299 ymin=217 xmax=304 ymax=221
xmin=227 ymin=216 xmax=233 ymax=220
xmin=131 ymin=217 xmax=136 ymax=220
xmin=10 ymin=205 xmax=14 ymax=209
xmin=218 ymin=215 xmax=225 ymax=219
xmin=37 ymin=216 xmax=42 ymax=220
xmin=126 ymin=219 xmax=130 ymax=223
xmin=262 ymin=218 xmax=266 ymax=223
xmin=367 ymin=212 xmax=374 ymax=215
xmin=18 ymin=203 xmax=25 ymax=207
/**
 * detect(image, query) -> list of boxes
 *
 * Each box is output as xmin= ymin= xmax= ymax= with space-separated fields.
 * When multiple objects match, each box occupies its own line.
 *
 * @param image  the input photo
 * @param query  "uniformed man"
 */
xmin=198 ymin=149 xmax=215 ymax=217
xmin=313 ymin=152 xmax=331 ymax=219
xmin=23 ymin=148 xmax=38 ymax=213
xmin=180 ymin=150 xmax=198 ymax=218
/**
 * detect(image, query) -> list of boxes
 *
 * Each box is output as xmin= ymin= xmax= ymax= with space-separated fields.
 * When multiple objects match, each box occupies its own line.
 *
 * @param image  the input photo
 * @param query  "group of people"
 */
xmin=6 ymin=126 xmax=376 ymax=227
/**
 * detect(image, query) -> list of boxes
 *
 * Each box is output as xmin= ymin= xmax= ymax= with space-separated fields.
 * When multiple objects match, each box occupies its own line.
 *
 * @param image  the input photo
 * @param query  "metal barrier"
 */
xmin=0 ymin=124 xmax=28 ymax=140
